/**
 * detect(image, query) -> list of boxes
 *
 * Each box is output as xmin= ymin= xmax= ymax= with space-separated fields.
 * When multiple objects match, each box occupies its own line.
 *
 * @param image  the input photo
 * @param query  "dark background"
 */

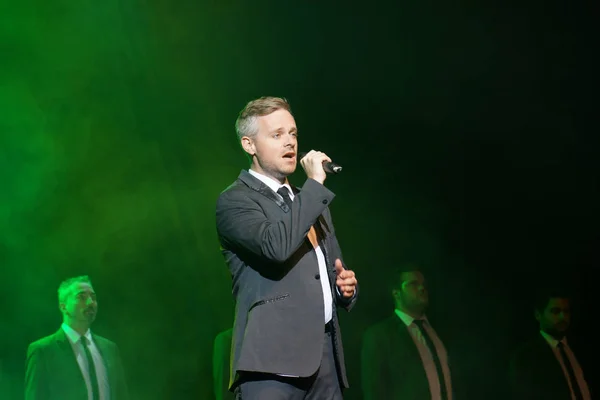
xmin=1 ymin=1 xmax=597 ymax=399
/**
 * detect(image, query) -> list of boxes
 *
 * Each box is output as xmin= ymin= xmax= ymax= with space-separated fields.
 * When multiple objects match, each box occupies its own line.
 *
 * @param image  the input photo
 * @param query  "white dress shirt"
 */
xmin=395 ymin=309 xmax=453 ymax=400
xmin=540 ymin=330 xmax=591 ymax=400
xmin=249 ymin=169 xmax=333 ymax=323
xmin=62 ymin=323 xmax=110 ymax=400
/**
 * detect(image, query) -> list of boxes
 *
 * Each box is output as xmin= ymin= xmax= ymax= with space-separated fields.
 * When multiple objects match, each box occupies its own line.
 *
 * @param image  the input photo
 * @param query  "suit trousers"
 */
xmin=234 ymin=331 xmax=343 ymax=400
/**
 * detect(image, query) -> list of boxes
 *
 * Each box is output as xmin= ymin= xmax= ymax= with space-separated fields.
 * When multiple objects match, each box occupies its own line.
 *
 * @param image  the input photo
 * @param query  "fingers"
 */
xmin=338 ymin=280 xmax=357 ymax=298
xmin=300 ymin=150 xmax=332 ymax=184
xmin=334 ymin=258 xmax=344 ymax=275
xmin=334 ymin=260 xmax=357 ymax=297
xmin=338 ymin=269 xmax=356 ymax=281
xmin=301 ymin=150 xmax=332 ymax=164
xmin=336 ymin=275 xmax=357 ymax=287
xmin=336 ymin=269 xmax=357 ymax=298
xmin=335 ymin=260 xmax=354 ymax=280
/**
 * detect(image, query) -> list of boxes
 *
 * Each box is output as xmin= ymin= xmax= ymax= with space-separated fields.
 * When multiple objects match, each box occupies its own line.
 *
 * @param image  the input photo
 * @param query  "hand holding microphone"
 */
xmin=299 ymin=150 xmax=342 ymax=184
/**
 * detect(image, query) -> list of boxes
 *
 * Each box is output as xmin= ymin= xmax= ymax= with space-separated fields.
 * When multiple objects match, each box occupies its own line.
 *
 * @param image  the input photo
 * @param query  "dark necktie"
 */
xmin=557 ymin=342 xmax=583 ymax=400
xmin=277 ymin=186 xmax=293 ymax=208
xmin=81 ymin=337 xmax=100 ymax=400
xmin=413 ymin=319 xmax=448 ymax=400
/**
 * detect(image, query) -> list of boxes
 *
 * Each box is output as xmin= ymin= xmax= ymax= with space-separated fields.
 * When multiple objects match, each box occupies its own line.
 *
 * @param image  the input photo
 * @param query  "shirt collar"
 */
xmin=62 ymin=322 xmax=92 ymax=344
xmin=540 ymin=330 xmax=568 ymax=348
xmin=395 ymin=308 xmax=428 ymax=327
xmin=248 ymin=169 xmax=293 ymax=198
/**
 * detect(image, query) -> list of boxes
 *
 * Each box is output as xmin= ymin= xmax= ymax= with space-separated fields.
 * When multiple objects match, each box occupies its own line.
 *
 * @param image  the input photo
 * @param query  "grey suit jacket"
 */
xmin=361 ymin=315 xmax=432 ymax=400
xmin=216 ymin=171 xmax=357 ymax=389
xmin=25 ymin=329 xmax=129 ymax=400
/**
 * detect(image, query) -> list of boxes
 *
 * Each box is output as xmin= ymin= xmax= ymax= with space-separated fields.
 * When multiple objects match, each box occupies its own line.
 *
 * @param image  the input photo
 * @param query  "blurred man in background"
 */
xmin=25 ymin=275 xmax=128 ymax=400
xmin=509 ymin=290 xmax=591 ymax=400
xmin=361 ymin=266 xmax=452 ymax=400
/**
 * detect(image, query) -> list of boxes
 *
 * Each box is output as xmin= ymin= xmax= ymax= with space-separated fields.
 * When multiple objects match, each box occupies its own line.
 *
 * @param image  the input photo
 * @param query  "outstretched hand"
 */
xmin=335 ymin=259 xmax=357 ymax=298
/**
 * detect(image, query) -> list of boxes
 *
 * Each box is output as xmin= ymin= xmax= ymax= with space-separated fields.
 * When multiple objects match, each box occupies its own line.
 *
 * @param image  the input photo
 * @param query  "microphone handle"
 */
xmin=323 ymin=161 xmax=342 ymax=174
xmin=298 ymin=152 xmax=342 ymax=174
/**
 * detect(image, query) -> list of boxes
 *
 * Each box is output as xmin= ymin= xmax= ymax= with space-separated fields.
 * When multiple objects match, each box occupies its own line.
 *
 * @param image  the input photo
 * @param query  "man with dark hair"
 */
xmin=361 ymin=267 xmax=453 ymax=400
xmin=216 ymin=96 xmax=358 ymax=399
xmin=509 ymin=290 xmax=591 ymax=400
xmin=25 ymin=275 xmax=128 ymax=400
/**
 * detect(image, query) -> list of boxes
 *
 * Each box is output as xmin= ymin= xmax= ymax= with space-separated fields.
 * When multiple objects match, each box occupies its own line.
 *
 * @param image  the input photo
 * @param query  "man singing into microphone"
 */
xmin=216 ymin=96 xmax=358 ymax=399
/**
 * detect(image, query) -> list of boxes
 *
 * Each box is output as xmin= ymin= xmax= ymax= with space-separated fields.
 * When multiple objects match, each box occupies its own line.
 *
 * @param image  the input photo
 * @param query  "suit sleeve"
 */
xmin=25 ymin=343 xmax=46 ymax=400
xmin=216 ymin=178 xmax=335 ymax=263
xmin=361 ymin=328 xmax=389 ymax=400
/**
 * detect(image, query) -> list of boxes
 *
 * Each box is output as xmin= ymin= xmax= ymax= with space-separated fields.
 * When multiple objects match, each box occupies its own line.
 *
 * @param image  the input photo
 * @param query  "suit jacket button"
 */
xmin=322 ymin=199 xmax=328 ymax=204
xmin=315 ymin=274 xmax=320 ymax=280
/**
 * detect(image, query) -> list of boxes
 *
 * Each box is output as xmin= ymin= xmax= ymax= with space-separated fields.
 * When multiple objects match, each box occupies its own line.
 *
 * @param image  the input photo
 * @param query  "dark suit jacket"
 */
xmin=216 ymin=171 xmax=357 ymax=389
xmin=361 ymin=315 xmax=433 ymax=400
xmin=213 ymin=328 xmax=234 ymax=400
xmin=509 ymin=335 xmax=579 ymax=400
xmin=25 ymin=329 xmax=128 ymax=400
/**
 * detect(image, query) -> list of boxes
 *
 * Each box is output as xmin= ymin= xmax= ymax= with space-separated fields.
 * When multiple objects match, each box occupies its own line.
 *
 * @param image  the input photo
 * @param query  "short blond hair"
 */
xmin=235 ymin=96 xmax=292 ymax=140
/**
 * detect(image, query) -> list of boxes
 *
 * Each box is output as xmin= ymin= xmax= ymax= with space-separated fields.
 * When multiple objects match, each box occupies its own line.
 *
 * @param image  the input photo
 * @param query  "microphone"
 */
xmin=298 ymin=152 xmax=343 ymax=174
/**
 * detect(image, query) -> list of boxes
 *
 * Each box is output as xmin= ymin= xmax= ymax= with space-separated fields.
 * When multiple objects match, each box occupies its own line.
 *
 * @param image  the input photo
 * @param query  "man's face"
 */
xmin=60 ymin=282 xmax=97 ymax=324
xmin=536 ymin=297 xmax=571 ymax=338
xmin=242 ymin=109 xmax=298 ymax=182
xmin=393 ymin=271 xmax=429 ymax=312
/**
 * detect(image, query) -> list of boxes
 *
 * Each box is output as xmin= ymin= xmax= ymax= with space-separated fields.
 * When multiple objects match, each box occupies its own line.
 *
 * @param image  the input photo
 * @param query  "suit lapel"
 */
xmin=92 ymin=334 xmax=110 ymax=370
xmin=238 ymin=171 xmax=289 ymax=212
xmin=53 ymin=329 xmax=89 ymax=397
xmin=93 ymin=334 xmax=114 ymax=398
xmin=292 ymin=184 xmax=336 ymax=284
xmin=312 ymin=217 xmax=340 ymax=299
xmin=390 ymin=315 xmax=433 ymax=392
xmin=393 ymin=316 xmax=424 ymax=360
xmin=535 ymin=335 xmax=568 ymax=383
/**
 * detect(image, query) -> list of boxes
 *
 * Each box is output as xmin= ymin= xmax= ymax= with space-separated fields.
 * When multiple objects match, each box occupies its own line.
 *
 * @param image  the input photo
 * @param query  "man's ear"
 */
xmin=241 ymin=136 xmax=255 ymax=156
xmin=534 ymin=309 xmax=541 ymax=322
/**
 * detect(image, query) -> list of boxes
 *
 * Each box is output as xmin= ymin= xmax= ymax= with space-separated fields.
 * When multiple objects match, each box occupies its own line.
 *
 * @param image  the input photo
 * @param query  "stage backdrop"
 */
xmin=1 ymin=1 xmax=595 ymax=399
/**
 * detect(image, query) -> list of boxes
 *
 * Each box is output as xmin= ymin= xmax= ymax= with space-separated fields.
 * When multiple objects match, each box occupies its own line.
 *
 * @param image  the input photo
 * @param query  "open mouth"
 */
xmin=283 ymin=151 xmax=296 ymax=160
